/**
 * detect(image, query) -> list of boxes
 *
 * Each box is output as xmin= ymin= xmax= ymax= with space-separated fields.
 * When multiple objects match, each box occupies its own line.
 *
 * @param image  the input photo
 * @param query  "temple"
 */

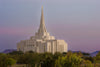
xmin=17 ymin=7 xmax=68 ymax=54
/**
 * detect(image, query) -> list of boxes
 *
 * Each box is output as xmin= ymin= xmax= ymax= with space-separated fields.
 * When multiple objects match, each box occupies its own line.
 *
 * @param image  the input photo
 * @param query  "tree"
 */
xmin=94 ymin=51 xmax=100 ymax=63
xmin=6 ymin=58 xmax=16 ymax=67
xmin=27 ymin=51 xmax=34 ymax=53
xmin=9 ymin=51 xmax=24 ymax=55
xmin=53 ymin=52 xmax=62 ymax=59
xmin=55 ymin=53 xmax=83 ymax=67
xmin=17 ymin=52 xmax=40 ymax=67
xmin=0 ymin=53 xmax=16 ymax=67
xmin=84 ymin=56 xmax=94 ymax=63
xmin=40 ymin=52 xmax=54 ymax=67
xmin=0 ymin=53 xmax=8 ymax=67
xmin=83 ymin=60 xmax=93 ymax=67
xmin=76 ymin=51 xmax=83 ymax=57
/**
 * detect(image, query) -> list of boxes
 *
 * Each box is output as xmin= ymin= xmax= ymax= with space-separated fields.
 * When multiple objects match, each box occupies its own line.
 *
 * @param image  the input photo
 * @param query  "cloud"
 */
xmin=0 ymin=27 xmax=31 ymax=35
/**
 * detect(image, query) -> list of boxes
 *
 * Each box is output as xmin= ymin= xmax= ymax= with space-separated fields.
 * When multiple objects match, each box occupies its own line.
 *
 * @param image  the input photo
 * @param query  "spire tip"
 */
xmin=42 ymin=6 xmax=43 ymax=9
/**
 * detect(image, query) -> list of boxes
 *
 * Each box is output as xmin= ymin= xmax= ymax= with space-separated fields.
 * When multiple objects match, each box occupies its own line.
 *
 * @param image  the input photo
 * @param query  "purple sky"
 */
xmin=0 ymin=0 xmax=100 ymax=53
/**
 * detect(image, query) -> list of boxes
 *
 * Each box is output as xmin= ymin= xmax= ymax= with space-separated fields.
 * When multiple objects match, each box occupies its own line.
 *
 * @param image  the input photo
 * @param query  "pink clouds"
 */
xmin=0 ymin=27 xmax=32 ymax=36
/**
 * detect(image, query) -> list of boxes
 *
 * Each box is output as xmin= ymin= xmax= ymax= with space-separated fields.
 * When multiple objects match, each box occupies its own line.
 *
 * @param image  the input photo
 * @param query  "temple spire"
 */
xmin=38 ymin=6 xmax=47 ymax=35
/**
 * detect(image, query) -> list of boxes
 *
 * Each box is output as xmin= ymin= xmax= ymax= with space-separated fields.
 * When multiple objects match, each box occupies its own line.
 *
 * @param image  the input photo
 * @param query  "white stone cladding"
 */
xmin=17 ymin=7 xmax=68 ymax=54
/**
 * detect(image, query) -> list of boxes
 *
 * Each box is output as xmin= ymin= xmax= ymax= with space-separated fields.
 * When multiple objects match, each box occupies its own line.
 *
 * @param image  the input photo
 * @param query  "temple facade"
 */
xmin=17 ymin=7 xmax=68 ymax=54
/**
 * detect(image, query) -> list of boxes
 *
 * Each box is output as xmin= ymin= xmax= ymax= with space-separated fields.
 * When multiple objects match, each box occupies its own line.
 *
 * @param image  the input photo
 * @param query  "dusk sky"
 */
xmin=0 ymin=0 xmax=100 ymax=53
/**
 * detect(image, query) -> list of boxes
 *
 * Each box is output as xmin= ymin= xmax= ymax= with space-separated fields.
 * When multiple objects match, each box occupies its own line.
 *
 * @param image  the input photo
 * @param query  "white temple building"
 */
xmin=17 ymin=7 xmax=68 ymax=54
